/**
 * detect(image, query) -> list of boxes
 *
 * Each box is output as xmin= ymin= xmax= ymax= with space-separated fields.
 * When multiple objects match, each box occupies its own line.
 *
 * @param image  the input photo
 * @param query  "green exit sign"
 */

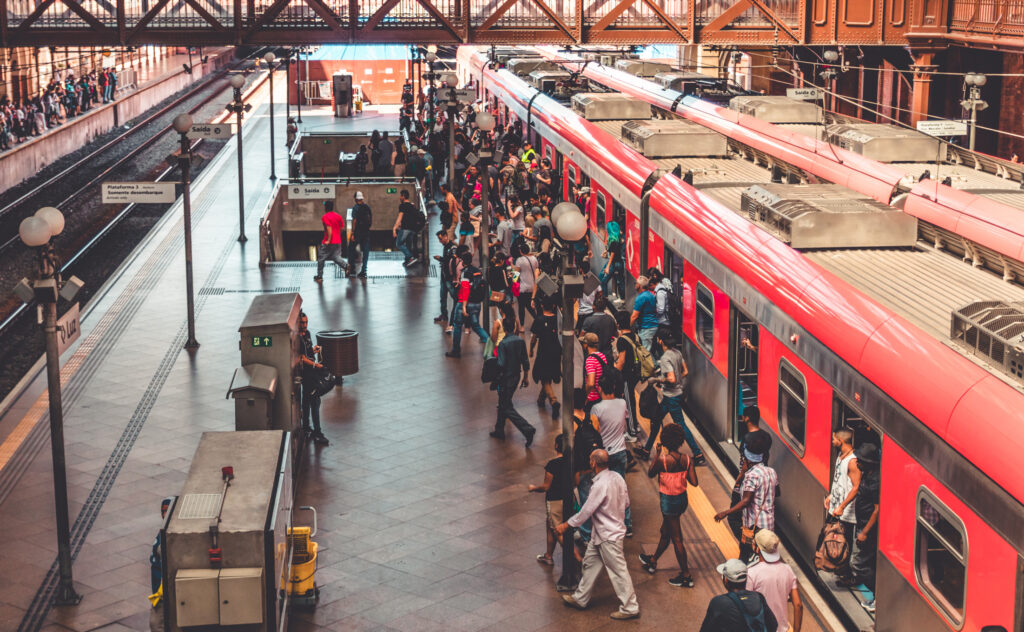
xmin=251 ymin=336 xmax=272 ymax=347
xmin=386 ymin=187 xmax=397 ymax=194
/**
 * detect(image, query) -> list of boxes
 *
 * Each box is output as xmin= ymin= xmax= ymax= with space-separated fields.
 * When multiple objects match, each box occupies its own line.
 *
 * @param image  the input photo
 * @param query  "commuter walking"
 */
xmin=490 ymin=317 xmax=536 ymax=447
xmin=699 ymin=559 xmax=778 ymax=632
xmin=640 ymin=330 xmax=706 ymax=464
xmin=746 ymin=530 xmax=803 ymax=632
xmin=591 ymin=371 xmax=633 ymax=537
xmin=314 ymin=200 xmax=349 ymax=283
xmin=614 ymin=312 xmax=648 ymax=441
xmin=528 ymin=434 xmax=574 ymax=565
xmin=349 ymin=191 xmax=372 ymax=278
xmin=447 ymin=252 xmax=490 ymax=358
xmin=393 ymin=189 xmax=421 ymax=267
xmin=630 ymin=276 xmax=659 ymax=350
xmin=581 ymin=333 xmax=607 ymax=412
xmin=556 ymin=449 xmax=640 ymax=620
xmin=714 ymin=431 xmax=777 ymax=561
xmin=529 ymin=298 xmax=561 ymax=418
xmin=639 ymin=423 xmax=699 ymax=586
xmin=434 ymin=230 xmax=456 ymax=323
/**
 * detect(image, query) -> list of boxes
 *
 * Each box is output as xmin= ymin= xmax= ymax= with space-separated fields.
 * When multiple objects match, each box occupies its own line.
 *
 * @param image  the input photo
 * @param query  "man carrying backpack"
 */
xmin=447 ymin=252 xmax=490 ymax=358
xmin=699 ymin=559 xmax=778 ymax=632
xmin=642 ymin=330 xmax=706 ymax=465
xmin=614 ymin=312 xmax=653 ymax=442
xmin=650 ymin=267 xmax=681 ymax=338
xmin=393 ymin=189 xmax=423 ymax=267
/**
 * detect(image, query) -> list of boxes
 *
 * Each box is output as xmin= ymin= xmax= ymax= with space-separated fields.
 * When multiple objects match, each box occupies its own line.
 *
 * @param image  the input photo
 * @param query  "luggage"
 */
xmin=815 ymin=519 xmax=850 ymax=572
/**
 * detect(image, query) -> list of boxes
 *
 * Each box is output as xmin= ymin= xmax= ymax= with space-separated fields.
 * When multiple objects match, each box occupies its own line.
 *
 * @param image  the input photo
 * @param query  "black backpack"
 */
xmin=658 ymin=285 xmax=683 ymax=333
xmin=467 ymin=269 xmax=488 ymax=303
xmin=726 ymin=592 xmax=768 ymax=632
xmin=408 ymin=210 xmax=426 ymax=233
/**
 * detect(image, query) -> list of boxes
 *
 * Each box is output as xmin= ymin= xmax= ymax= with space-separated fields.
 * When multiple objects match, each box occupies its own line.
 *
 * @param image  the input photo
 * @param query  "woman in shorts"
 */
xmin=528 ymin=434 xmax=576 ymax=565
xmin=639 ymin=423 xmax=699 ymax=586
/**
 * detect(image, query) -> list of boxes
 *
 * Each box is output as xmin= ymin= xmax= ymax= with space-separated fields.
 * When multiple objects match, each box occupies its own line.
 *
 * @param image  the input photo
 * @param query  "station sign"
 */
xmin=288 ymin=184 xmax=336 ymax=199
xmin=187 ymin=123 xmax=234 ymax=139
xmin=57 ymin=302 xmax=80 ymax=356
xmin=915 ymin=120 xmax=968 ymax=137
xmin=437 ymin=88 xmax=476 ymax=103
xmin=786 ymin=87 xmax=822 ymax=101
xmin=101 ymin=181 xmax=177 ymax=203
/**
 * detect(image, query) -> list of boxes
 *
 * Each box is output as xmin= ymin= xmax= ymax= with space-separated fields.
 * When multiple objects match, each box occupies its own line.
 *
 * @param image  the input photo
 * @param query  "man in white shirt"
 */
xmin=556 ymin=449 xmax=640 ymax=620
xmin=591 ymin=372 xmax=632 ymax=536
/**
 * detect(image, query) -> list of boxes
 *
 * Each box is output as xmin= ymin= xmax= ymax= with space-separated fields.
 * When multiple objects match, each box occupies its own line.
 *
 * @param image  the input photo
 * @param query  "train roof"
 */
xmin=462 ymin=46 xmax=1024 ymax=510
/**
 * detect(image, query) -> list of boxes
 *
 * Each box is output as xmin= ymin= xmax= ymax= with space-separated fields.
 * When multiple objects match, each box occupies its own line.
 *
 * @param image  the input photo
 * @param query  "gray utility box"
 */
xmin=239 ymin=293 xmax=302 ymax=435
xmin=741 ymin=184 xmax=918 ymax=249
xmin=227 ymin=364 xmax=278 ymax=431
xmin=163 ymin=431 xmax=293 ymax=632
xmin=620 ymin=119 xmax=727 ymax=158
xmin=614 ymin=59 xmax=672 ymax=77
xmin=571 ymin=93 xmax=651 ymax=121
xmin=332 ymin=72 xmax=353 ymax=118
xmin=824 ymin=123 xmax=945 ymax=162
xmin=729 ymin=95 xmax=821 ymax=123
xmin=529 ymin=70 xmax=571 ymax=93
xmin=654 ymin=71 xmax=709 ymax=91
xmin=507 ymin=58 xmax=556 ymax=77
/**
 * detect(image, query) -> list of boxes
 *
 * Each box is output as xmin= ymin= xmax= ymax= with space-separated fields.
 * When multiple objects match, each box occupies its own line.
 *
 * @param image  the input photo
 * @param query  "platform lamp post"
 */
xmin=173 ymin=113 xmax=200 ymax=350
xmin=296 ymin=47 xmax=303 ymax=125
xmin=228 ymin=73 xmax=251 ymax=243
xmin=962 ymin=72 xmax=988 ymax=152
xmin=264 ymin=51 xmax=278 ymax=180
xmin=820 ymin=50 xmax=840 ymax=112
xmin=551 ymin=201 xmax=589 ymax=592
xmin=425 ymin=51 xmax=437 ymax=126
xmin=16 ymin=207 xmax=84 ymax=607
xmin=444 ymin=73 xmax=458 ymax=194
xmin=476 ymin=110 xmax=495 ymax=330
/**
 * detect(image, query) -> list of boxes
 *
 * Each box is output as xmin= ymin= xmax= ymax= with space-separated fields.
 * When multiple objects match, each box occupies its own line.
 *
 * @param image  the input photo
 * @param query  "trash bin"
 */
xmin=317 ymin=330 xmax=358 ymax=376
xmin=226 ymin=363 xmax=278 ymax=430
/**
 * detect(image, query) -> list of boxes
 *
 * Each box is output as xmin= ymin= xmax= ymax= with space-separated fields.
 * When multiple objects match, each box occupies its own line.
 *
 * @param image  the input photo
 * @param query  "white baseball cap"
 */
xmin=354 ymin=191 xmax=364 ymax=200
xmin=755 ymin=530 xmax=782 ymax=563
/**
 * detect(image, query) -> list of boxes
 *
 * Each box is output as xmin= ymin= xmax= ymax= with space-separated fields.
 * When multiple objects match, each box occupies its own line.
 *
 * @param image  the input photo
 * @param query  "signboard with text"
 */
xmin=786 ymin=87 xmax=822 ymax=101
xmin=915 ymin=120 xmax=968 ymax=137
xmin=57 ymin=303 xmax=80 ymax=356
xmin=288 ymin=184 xmax=336 ymax=200
xmin=101 ymin=182 xmax=177 ymax=204
xmin=187 ymin=123 xmax=234 ymax=139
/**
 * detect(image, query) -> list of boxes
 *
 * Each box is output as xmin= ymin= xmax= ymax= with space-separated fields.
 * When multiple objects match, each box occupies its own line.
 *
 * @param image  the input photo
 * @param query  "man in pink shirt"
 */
xmin=314 ymin=200 xmax=349 ymax=283
xmin=746 ymin=530 xmax=803 ymax=632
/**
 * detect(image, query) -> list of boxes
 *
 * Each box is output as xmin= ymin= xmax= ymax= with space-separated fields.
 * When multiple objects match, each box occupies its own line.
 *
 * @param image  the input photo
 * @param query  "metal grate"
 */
xmin=951 ymin=301 xmax=1024 ymax=382
xmin=177 ymin=493 xmax=223 ymax=519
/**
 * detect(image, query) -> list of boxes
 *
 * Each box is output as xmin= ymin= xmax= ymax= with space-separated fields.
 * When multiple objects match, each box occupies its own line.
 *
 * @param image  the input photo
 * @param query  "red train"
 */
xmin=458 ymin=46 xmax=1024 ymax=632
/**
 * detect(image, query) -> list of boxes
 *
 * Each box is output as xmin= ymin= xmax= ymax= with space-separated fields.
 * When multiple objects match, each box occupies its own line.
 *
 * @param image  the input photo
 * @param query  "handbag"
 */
xmin=489 ymin=290 xmax=506 ymax=303
xmin=481 ymin=356 xmax=500 ymax=383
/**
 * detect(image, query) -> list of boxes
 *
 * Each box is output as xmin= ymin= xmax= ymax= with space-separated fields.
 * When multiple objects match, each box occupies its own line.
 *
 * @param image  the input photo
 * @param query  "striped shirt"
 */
xmin=584 ymin=352 xmax=607 ymax=402
xmin=741 ymin=463 xmax=777 ymax=531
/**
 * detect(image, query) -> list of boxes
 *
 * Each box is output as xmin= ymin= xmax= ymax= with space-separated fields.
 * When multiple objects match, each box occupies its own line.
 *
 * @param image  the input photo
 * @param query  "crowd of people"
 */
xmin=0 ymin=69 xmax=118 ymax=151
xmin=413 ymin=80 xmax=881 ymax=628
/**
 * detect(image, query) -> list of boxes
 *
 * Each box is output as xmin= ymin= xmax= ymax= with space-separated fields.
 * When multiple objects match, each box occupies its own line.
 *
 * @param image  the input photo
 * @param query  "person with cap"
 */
xmin=349 ymin=191 xmax=372 ymax=278
xmin=314 ymin=199 xmax=349 ymax=283
xmin=699 ymin=559 xmax=778 ymax=632
xmin=846 ymin=442 xmax=880 ymax=613
xmin=746 ymin=530 xmax=802 ymax=632
xmin=581 ymin=332 xmax=607 ymax=414
xmin=556 ymin=449 xmax=640 ymax=620
xmin=714 ymin=431 xmax=777 ymax=562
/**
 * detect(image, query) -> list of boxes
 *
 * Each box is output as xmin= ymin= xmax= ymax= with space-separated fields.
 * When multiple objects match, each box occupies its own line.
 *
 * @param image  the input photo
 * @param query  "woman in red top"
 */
xmin=639 ymin=423 xmax=699 ymax=587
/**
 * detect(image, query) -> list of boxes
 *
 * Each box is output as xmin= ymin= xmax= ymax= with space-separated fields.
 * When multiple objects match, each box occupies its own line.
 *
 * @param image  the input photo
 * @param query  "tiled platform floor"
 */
xmin=0 ymin=102 xmax=826 ymax=631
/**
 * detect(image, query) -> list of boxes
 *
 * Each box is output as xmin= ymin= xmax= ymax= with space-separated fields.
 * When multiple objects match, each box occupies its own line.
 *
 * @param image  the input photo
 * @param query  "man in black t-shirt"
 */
xmin=433 ymin=230 xmax=456 ymax=323
xmin=392 ymin=189 xmax=421 ymax=267
xmin=528 ymin=434 xmax=574 ymax=565
xmin=349 ymin=191 xmax=372 ymax=278
xmin=582 ymin=296 xmax=617 ymax=358
xmin=848 ymin=443 xmax=880 ymax=611
xmin=613 ymin=312 xmax=641 ymax=441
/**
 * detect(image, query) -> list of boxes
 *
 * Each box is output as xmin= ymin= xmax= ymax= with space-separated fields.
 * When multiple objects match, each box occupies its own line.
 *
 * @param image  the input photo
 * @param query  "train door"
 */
xmin=728 ymin=307 xmax=759 ymax=445
xmin=663 ymin=249 xmax=684 ymax=337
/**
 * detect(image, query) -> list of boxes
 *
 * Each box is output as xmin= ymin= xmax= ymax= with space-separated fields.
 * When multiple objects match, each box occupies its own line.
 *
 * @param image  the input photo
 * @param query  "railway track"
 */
xmin=0 ymin=49 xmax=273 ymax=404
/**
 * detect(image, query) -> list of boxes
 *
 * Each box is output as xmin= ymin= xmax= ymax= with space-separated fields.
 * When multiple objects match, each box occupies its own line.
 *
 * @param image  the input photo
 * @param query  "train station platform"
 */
xmin=0 ymin=48 xmax=234 ymax=193
xmin=0 ymin=96 xmax=834 ymax=631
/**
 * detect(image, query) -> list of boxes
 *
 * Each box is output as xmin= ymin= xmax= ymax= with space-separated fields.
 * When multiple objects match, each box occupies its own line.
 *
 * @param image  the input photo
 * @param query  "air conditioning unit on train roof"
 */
xmin=654 ymin=71 xmax=711 ymax=91
xmin=729 ymin=95 xmax=821 ymax=123
xmin=614 ymin=59 xmax=673 ymax=78
xmin=951 ymin=301 xmax=1024 ymax=385
xmin=506 ymin=58 xmax=556 ymax=78
xmin=620 ymin=119 xmax=727 ymax=158
xmin=571 ymin=93 xmax=651 ymax=121
xmin=529 ymin=69 xmax=572 ymax=93
xmin=741 ymin=184 xmax=918 ymax=249
xmin=824 ymin=123 xmax=945 ymax=162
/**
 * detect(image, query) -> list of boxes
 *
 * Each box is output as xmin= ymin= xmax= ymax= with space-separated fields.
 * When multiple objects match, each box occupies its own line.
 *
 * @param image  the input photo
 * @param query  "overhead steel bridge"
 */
xmin=0 ymin=0 xmax=1020 ymax=50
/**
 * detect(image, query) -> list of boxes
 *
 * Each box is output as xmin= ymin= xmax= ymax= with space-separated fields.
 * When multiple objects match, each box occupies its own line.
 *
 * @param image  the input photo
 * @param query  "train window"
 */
xmin=916 ymin=490 xmax=967 ymax=625
xmin=778 ymin=359 xmax=807 ymax=453
xmin=696 ymin=284 xmax=714 ymax=356
xmin=596 ymin=193 xmax=607 ymax=223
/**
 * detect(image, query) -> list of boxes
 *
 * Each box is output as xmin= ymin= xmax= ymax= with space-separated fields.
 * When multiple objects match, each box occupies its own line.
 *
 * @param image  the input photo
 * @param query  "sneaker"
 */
xmin=313 ymin=276 xmax=323 ymax=283
xmin=313 ymin=433 xmax=330 ymax=446
xmin=668 ymin=574 xmax=694 ymax=588
xmin=551 ymin=402 xmax=561 ymax=419
xmin=561 ymin=595 xmax=586 ymax=610
xmin=489 ymin=431 xmax=506 ymax=440
xmin=358 ymin=272 xmax=367 ymax=279
xmin=404 ymin=257 xmax=419 ymax=267
xmin=445 ymin=326 xmax=453 ymax=335
xmin=525 ymin=429 xmax=536 ymax=448
xmin=862 ymin=599 xmax=875 ymax=613
xmin=625 ymin=527 xmax=634 ymax=538
xmin=638 ymin=554 xmax=656 ymax=575
xmin=625 ymin=433 xmax=638 ymax=444
xmin=609 ymin=610 xmax=639 ymax=620
xmin=433 ymin=315 xmax=447 ymax=323
xmin=694 ymin=454 xmax=707 ymax=466
xmin=445 ymin=351 xmax=461 ymax=358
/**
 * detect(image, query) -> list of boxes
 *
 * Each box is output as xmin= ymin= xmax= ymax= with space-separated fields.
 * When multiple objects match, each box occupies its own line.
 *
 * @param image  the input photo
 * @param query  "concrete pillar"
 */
xmin=909 ymin=50 xmax=938 ymax=126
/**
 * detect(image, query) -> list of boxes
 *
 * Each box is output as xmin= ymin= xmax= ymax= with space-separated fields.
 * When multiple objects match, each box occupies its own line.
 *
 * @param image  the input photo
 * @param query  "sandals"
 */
xmin=536 ymin=554 xmax=554 ymax=566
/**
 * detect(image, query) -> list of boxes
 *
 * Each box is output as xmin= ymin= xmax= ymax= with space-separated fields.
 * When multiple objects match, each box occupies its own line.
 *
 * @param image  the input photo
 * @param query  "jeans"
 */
xmin=637 ymin=327 xmax=657 ymax=351
xmin=316 ymin=243 xmax=348 ymax=278
xmin=301 ymin=385 xmax=322 ymax=434
xmin=649 ymin=393 xmax=703 ymax=457
xmin=599 ymin=261 xmax=624 ymax=297
xmin=451 ymin=302 xmax=488 ymax=354
xmin=607 ymin=451 xmax=632 ymax=529
xmin=348 ymin=235 xmax=370 ymax=275
xmin=440 ymin=280 xmax=455 ymax=319
xmin=495 ymin=375 xmax=535 ymax=438
xmin=104 ymin=84 xmax=113 ymax=102
xmin=851 ymin=532 xmax=878 ymax=591
xmin=624 ymin=376 xmax=640 ymax=436
xmin=396 ymin=228 xmax=415 ymax=261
